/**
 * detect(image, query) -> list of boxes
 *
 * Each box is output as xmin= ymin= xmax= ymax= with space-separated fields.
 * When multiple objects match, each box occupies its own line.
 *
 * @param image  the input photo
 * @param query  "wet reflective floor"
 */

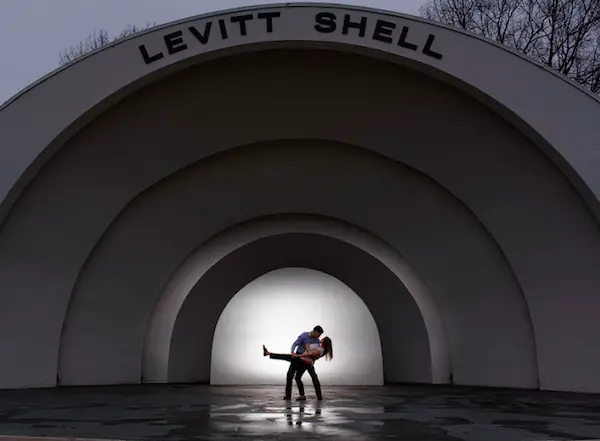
xmin=0 ymin=385 xmax=599 ymax=440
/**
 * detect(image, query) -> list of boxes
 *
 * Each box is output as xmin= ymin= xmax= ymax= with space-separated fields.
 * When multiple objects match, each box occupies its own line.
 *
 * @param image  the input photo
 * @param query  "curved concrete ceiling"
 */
xmin=169 ymin=234 xmax=412 ymax=386
xmin=0 ymin=4 xmax=599 ymax=394
xmin=1 ymin=4 xmax=599 ymax=224
xmin=142 ymin=218 xmax=443 ymax=386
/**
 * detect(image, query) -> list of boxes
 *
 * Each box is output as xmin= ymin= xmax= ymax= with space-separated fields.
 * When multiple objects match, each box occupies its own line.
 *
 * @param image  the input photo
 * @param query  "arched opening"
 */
xmin=144 ymin=215 xmax=446 ymax=386
xmin=3 ymin=3 xmax=600 ymax=393
xmin=210 ymin=267 xmax=384 ymax=385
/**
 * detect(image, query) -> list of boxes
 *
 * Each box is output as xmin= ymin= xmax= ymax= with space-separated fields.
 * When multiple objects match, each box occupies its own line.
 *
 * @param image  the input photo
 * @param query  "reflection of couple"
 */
xmin=263 ymin=325 xmax=333 ymax=401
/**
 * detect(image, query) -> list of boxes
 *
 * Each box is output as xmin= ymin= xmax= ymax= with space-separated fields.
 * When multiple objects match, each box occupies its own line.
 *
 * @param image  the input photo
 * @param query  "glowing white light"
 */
xmin=210 ymin=268 xmax=384 ymax=385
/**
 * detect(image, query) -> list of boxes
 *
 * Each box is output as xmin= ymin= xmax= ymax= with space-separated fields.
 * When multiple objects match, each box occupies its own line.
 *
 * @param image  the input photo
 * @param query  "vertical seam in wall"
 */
xmin=56 ymin=195 xmax=147 ymax=385
xmin=421 ymin=184 xmax=540 ymax=388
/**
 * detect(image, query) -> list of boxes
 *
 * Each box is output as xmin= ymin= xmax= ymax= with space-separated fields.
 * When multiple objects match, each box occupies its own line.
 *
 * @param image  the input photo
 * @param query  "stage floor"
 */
xmin=0 ymin=385 xmax=599 ymax=440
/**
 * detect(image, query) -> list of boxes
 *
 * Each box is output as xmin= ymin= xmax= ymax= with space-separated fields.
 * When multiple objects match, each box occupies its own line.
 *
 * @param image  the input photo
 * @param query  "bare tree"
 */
xmin=59 ymin=22 xmax=156 ymax=65
xmin=420 ymin=0 xmax=600 ymax=93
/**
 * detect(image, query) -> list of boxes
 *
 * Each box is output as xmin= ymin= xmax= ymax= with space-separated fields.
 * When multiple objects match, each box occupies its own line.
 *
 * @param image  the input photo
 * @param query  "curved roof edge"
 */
xmin=1 ymin=2 xmax=598 ymax=111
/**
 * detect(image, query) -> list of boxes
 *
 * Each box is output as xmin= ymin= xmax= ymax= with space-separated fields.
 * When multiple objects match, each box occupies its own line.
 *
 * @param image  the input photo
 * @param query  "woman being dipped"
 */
xmin=263 ymin=337 xmax=333 ymax=401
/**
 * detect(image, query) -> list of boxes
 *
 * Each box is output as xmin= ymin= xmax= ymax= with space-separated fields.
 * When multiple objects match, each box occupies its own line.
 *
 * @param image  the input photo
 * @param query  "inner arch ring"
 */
xmin=141 ymin=213 xmax=451 ymax=384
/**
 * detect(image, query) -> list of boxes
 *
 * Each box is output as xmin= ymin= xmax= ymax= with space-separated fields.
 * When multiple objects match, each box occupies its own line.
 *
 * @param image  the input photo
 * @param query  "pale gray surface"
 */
xmin=1 ymin=4 xmax=600 ymax=394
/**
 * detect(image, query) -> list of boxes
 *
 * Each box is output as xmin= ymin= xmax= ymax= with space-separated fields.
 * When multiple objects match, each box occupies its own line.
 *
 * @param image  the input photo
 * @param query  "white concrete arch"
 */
xmin=1 ymin=3 xmax=600 ymax=226
xmin=0 ymin=5 xmax=599 ymax=393
xmin=142 ymin=213 xmax=449 ymax=385
xmin=209 ymin=267 xmax=384 ymax=386
xmin=53 ymin=138 xmax=537 ymax=390
xmin=167 ymin=231 xmax=431 ymax=384
xmin=2 ymin=47 xmax=598 ymax=391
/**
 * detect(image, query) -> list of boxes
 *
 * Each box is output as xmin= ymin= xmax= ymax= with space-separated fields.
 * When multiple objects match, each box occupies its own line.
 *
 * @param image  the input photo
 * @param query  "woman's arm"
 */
xmin=293 ymin=348 xmax=321 ymax=358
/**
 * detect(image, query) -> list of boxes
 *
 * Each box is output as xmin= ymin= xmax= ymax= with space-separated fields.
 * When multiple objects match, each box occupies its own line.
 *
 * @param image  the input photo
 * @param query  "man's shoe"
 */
xmin=282 ymin=396 xmax=291 ymax=400
xmin=296 ymin=396 xmax=307 ymax=401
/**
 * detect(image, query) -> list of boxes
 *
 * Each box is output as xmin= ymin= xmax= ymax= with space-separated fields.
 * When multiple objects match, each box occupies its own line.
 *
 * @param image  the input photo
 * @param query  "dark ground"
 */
xmin=0 ymin=384 xmax=599 ymax=440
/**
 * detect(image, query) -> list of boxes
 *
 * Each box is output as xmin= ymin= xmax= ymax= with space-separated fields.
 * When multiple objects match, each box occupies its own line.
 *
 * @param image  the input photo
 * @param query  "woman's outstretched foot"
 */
xmin=263 ymin=345 xmax=270 ymax=356
xmin=296 ymin=396 xmax=307 ymax=401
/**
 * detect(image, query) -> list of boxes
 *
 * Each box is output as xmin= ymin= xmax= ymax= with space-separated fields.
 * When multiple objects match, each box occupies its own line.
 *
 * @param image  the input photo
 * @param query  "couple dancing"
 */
xmin=263 ymin=325 xmax=333 ymax=401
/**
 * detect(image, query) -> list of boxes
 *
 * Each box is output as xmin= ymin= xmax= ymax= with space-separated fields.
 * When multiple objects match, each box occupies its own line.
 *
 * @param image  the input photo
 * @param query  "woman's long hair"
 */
xmin=322 ymin=337 xmax=333 ymax=360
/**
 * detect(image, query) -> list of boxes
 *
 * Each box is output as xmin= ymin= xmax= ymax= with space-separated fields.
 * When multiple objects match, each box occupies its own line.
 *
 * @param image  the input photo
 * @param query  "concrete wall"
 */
xmin=169 ymin=234 xmax=428 ymax=384
xmin=0 ymin=49 xmax=599 ymax=391
xmin=141 ymin=213 xmax=450 ymax=386
xmin=56 ymin=138 xmax=535 ymax=388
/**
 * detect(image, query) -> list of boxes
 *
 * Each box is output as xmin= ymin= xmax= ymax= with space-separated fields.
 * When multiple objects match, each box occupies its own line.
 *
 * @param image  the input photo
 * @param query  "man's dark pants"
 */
xmin=295 ymin=363 xmax=323 ymax=400
xmin=269 ymin=353 xmax=323 ymax=399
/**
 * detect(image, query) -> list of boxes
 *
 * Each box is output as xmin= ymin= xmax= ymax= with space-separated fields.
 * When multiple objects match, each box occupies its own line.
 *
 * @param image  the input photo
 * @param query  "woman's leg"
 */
xmin=268 ymin=353 xmax=294 ymax=362
xmin=264 ymin=350 xmax=295 ymax=399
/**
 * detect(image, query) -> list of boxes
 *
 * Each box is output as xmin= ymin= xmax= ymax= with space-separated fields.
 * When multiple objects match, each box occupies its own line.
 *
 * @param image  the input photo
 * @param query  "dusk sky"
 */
xmin=0 ymin=1 xmax=427 ymax=105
